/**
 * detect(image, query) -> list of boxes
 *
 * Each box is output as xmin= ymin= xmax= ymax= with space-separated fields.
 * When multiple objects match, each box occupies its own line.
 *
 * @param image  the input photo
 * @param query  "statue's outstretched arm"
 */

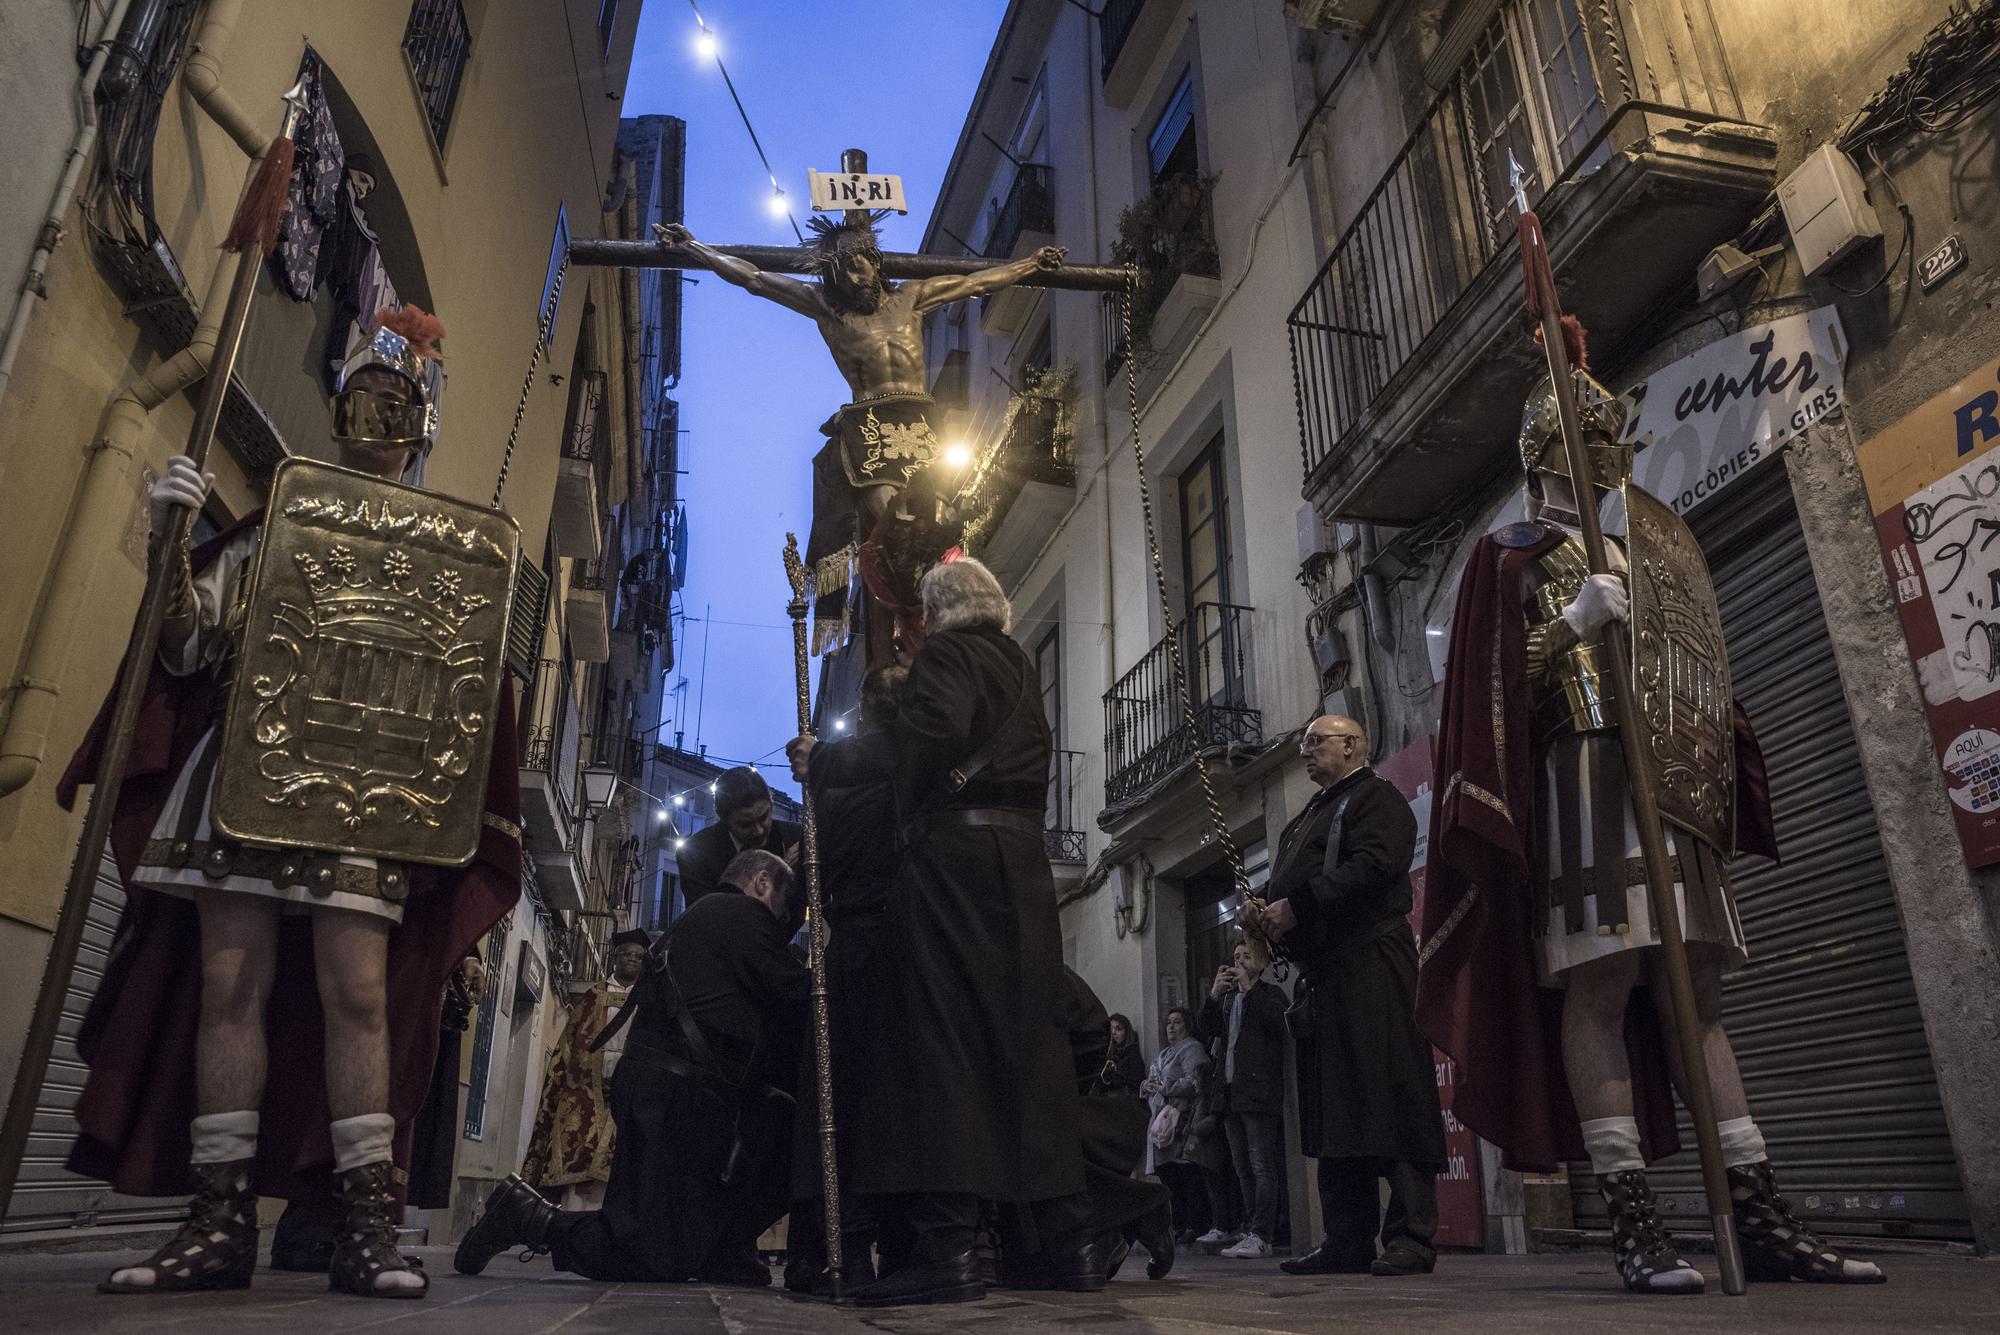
xmin=654 ymin=223 xmax=824 ymax=320
xmin=910 ymin=245 xmax=1066 ymax=312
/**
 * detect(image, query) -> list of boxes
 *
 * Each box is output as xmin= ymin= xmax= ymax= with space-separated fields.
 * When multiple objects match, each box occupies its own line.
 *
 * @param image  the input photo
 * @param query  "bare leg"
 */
xmin=312 ymin=907 xmax=393 ymax=1120
xmin=195 ymin=890 xmax=281 ymax=1114
xmin=1647 ymin=946 xmax=1750 ymax=1122
xmin=1559 ymin=949 xmax=1645 ymax=1121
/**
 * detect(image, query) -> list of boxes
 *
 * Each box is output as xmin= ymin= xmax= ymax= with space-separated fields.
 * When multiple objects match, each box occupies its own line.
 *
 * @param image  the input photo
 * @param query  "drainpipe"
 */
xmin=0 ymin=0 xmax=136 ymax=408
xmin=616 ymin=162 xmax=644 ymax=514
xmin=0 ymin=0 xmax=268 ymax=797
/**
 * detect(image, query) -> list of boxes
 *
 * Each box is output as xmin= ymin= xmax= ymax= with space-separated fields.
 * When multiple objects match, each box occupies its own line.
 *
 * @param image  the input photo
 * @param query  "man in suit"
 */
xmin=1195 ymin=941 xmax=1288 ymax=1259
xmin=1257 ymin=716 xmax=1444 ymax=1278
xmin=678 ymin=767 xmax=802 ymax=912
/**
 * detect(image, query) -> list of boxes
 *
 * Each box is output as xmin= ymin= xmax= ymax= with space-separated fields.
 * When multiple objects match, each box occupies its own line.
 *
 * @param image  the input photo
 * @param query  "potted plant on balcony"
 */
xmin=1111 ymin=173 xmax=1220 ymax=369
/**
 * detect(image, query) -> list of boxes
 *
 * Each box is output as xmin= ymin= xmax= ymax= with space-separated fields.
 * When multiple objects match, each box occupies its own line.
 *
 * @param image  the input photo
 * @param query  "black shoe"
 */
xmin=1279 ymin=1241 xmax=1375 ymax=1276
xmin=453 ymin=1175 xmax=556 ymax=1277
xmin=1005 ymin=1239 xmax=1107 ymax=1293
xmin=1130 ymin=1202 xmax=1176 ymax=1280
xmin=1370 ymin=1243 xmax=1434 ymax=1276
xmin=783 ymin=1254 xmax=820 ymax=1294
xmin=849 ymin=1249 xmax=986 ymax=1308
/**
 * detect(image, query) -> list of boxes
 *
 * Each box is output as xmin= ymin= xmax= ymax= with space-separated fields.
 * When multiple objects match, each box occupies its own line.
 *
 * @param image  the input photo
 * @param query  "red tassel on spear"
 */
xmin=221 ymin=76 xmax=310 ymax=256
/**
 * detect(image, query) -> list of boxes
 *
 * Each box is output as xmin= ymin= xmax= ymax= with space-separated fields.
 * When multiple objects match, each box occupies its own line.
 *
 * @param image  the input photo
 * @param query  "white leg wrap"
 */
xmin=330 ymin=1113 xmax=395 ymax=1171
xmin=190 ymin=1110 xmax=259 ymax=1165
xmin=1581 ymin=1115 xmax=1645 ymax=1175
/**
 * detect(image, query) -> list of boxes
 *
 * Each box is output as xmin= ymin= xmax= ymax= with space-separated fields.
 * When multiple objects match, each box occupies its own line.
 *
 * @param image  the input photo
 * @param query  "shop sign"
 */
xmin=1379 ymin=737 xmax=1484 ymax=1248
xmin=1622 ymin=307 xmax=1848 ymax=514
xmin=1859 ymin=352 xmax=2000 ymax=867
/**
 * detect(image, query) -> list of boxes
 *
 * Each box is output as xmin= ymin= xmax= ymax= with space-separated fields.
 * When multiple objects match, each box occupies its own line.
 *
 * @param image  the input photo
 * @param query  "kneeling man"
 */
xmin=455 ymin=850 xmax=808 ymax=1283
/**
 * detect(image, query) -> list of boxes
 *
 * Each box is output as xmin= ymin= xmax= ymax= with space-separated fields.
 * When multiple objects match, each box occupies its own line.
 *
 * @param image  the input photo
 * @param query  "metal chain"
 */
xmin=491 ymin=256 xmax=570 ymax=510
xmin=1117 ymin=282 xmax=1253 ymax=911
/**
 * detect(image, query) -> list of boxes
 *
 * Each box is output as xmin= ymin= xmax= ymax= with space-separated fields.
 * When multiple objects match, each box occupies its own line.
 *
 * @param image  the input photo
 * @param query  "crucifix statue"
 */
xmin=574 ymin=148 xmax=1130 ymax=673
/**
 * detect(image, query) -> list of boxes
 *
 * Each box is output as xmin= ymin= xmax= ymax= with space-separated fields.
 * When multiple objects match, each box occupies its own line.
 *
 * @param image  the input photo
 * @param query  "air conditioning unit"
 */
xmin=1284 ymin=0 xmax=1381 ymax=32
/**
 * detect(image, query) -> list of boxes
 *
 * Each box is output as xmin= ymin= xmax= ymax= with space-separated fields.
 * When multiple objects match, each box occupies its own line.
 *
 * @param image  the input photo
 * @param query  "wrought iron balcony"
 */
xmin=1102 ymin=603 xmax=1261 ymax=810
xmin=402 ymin=0 xmax=473 ymax=148
xmin=984 ymin=164 xmax=1055 ymax=261
xmin=1287 ymin=0 xmax=1774 ymax=522
xmin=1046 ymin=749 xmax=1087 ymax=864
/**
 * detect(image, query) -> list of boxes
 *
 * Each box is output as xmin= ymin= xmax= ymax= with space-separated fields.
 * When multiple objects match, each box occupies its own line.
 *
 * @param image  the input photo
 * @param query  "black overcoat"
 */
xmin=678 ymin=818 xmax=803 ymax=909
xmin=1271 ymin=768 xmax=1446 ymax=1168
xmin=808 ymin=625 xmax=1084 ymax=1203
xmin=1196 ymin=979 xmax=1289 ymax=1116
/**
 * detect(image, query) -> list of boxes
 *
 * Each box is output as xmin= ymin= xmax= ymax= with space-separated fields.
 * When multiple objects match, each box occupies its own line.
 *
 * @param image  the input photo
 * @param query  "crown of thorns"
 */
xmin=804 ymin=211 xmax=891 ymax=275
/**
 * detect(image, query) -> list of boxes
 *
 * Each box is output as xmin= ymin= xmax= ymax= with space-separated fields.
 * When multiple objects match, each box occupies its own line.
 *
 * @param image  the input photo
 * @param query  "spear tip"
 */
xmin=1507 ymin=149 xmax=1530 ymax=215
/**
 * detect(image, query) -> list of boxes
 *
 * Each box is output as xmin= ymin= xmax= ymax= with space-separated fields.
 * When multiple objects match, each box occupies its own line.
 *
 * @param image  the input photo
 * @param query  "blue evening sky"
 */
xmin=622 ymin=0 xmax=1010 ymax=796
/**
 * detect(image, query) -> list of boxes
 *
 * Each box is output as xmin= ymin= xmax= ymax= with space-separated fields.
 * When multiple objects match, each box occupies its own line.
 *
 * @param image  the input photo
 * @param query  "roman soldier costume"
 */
xmin=62 ymin=309 xmax=522 ymax=1299
xmin=1418 ymin=370 xmax=1884 ymax=1292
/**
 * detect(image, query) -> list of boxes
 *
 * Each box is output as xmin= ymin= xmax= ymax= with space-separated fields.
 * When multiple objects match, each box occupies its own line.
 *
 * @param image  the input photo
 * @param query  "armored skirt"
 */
xmin=130 ymin=531 xmax=408 ymax=922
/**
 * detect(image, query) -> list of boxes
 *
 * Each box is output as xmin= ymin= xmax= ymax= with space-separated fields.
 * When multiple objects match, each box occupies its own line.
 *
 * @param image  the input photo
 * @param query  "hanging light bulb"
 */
xmin=694 ymin=29 xmax=718 ymax=59
xmin=655 ymin=809 xmax=668 ymax=822
xmin=767 ymin=188 xmax=789 ymax=218
xmin=674 ymin=838 xmax=687 ymax=850
xmin=943 ymin=441 xmax=974 ymax=470
xmin=673 ymin=794 xmax=686 ymax=807
xmin=833 ymin=718 xmax=847 ymax=732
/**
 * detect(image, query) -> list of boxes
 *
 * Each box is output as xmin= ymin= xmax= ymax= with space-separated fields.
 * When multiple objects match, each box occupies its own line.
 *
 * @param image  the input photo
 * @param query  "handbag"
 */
xmin=1147 ymin=1101 xmax=1182 ymax=1149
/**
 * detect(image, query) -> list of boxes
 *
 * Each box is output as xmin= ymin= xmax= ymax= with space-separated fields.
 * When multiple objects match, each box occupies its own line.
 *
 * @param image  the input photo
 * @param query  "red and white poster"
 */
xmin=1376 ymin=737 xmax=1483 ymax=1249
xmin=1859 ymin=352 xmax=2000 ymax=867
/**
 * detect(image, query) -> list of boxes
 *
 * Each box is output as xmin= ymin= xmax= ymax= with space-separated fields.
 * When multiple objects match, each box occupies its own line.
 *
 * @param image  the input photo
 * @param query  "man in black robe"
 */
xmin=1257 ymin=716 xmax=1445 ymax=1278
xmin=678 ymin=767 xmax=803 ymax=910
xmin=452 ymin=850 xmax=808 ymax=1284
xmin=788 ymin=557 xmax=1090 ymax=1307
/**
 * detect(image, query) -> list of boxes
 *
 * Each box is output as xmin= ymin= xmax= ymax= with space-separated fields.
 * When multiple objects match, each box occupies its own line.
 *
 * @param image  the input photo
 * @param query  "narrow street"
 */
xmin=4 ymin=1246 xmax=1991 ymax=1334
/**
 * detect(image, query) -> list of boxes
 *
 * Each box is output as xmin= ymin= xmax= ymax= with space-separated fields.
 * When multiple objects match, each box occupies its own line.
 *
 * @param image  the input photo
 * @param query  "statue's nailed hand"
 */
xmin=1033 ymin=244 xmax=1068 ymax=271
xmin=653 ymin=222 xmax=695 ymax=249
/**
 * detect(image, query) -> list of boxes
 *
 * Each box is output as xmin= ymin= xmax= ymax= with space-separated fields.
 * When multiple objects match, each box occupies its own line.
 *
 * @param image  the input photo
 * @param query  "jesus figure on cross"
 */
xmin=657 ymin=215 xmax=1066 ymax=657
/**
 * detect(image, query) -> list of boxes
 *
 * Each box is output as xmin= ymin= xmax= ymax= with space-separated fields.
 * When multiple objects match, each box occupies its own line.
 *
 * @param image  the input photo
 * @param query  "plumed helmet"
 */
xmin=1518 ymin=367 xmax=1633 ymax=494
xmin=332 ymin=305 xmax=445 ymax=450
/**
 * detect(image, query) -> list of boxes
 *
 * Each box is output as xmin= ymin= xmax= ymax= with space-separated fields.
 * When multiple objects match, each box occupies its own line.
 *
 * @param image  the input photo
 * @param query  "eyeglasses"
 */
xmin=1299 ymin=732 xmax=1357 ymax=754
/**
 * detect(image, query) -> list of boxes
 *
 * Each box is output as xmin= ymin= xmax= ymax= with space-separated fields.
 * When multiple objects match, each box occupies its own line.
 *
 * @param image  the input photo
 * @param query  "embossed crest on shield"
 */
xmin=211 ymin=459 xmax=521 ymax=866
xmin=1626 ymin=485 xmax=1736 ymax=853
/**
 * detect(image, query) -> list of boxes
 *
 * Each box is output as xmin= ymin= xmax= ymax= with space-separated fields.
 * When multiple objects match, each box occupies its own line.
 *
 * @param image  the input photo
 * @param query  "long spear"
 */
xmin=0 ymin=79 xmax=310 ymax=1217
xmin=1507 ymin=152 xmax=1745 ymax=1296
xmin=782 ymin=533 xmax=846 ymax=1302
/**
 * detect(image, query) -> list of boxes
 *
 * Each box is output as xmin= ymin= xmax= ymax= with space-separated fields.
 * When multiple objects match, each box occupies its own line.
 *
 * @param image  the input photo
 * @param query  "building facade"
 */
xmin=927 ymin=0 xmax=2000 ymax=1257
xmin=0 ymin=0 xmax=677 ymax=1244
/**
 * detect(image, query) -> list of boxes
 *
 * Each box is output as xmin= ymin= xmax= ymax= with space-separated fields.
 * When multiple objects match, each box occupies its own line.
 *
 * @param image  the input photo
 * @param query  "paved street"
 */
xmin=2 ymin=1243 xmax=1992 ymax=1333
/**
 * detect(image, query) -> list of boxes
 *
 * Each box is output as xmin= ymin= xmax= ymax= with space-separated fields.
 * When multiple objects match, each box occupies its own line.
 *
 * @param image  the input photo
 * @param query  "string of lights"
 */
xmin=686 ymin=1 xmax=807 ymax=243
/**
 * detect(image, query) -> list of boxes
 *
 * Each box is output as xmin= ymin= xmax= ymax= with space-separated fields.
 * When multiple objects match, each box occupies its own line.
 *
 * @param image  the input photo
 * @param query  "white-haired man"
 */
xmin=788 ymin=558 xmax=1090 ymax=1306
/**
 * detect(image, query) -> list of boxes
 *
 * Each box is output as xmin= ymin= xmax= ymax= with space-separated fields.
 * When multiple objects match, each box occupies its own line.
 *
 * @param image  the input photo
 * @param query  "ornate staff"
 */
xmin=1508 ymin=153 xmax=1745 ymax=1296
xmin=782 ymin=532 xmax=846 ymax=1302
xmin=0 ymin=80 xmax=310 ymax=1217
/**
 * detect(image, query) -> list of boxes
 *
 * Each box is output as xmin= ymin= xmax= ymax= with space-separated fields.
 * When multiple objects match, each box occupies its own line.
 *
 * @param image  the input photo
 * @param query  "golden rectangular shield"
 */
xmin=1627 ymin=485 xmax=1736 ymax=853
xmin=211 ymin=458 xmax=521 ymax=866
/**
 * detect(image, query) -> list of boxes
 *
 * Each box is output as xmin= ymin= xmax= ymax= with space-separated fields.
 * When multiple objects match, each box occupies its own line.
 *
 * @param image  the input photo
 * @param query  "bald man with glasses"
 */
xmin=1256 ymin=717 xmax=1445 ymax=1278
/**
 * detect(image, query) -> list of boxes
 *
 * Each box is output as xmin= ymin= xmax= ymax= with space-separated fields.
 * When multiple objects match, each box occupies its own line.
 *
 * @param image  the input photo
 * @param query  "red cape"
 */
xmin=1415 ymin=525 xmax=1777 ymax=1173
xmin=56 ymin=514 xmax=522 ymax=1202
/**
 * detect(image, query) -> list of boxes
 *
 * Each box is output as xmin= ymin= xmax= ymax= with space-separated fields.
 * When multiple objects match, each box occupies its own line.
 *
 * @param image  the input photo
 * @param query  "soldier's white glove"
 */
xmin=1562 ymin=572 xmax=1628 ymax=637
xmin=148 ymin=455 xmax=213 ymax=538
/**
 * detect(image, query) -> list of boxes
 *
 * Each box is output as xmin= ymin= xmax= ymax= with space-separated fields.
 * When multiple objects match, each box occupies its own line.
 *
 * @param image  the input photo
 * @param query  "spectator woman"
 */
xmin=1091 ymin=1013 xmax=1146 ymax=1098
xmin=1141 ymin=1006 xmax=1211 ymax=1243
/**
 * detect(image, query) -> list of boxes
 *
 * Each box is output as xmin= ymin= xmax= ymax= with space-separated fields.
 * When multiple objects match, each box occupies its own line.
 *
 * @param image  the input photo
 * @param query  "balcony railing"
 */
xmin=984 ymin=164 xmax=1055 ymax=260
xmin=1287 ymin=0 xmax=1744 ymax=490
xmin=1103 ymin=603 xmax=1261 ymax=809
xmin=401 ymin=0 xmax=473 ymax=148
xmin=573 ymin=558 xmax=607 ymax=592
xmin=1046 ymin=749 xmax=1086 ymax=863
xmin=1100 ymin=0 xmax=1149 ymax=81
xmin=522 ymin=656 xmax=581 ymax=822
xmin=960 ymin=383 xmax=1076 ymax=555
xmin=1101 ymin=293 xmax=1129 ymax=382
xmin=562 ymin=370 xmax=607 ymax=462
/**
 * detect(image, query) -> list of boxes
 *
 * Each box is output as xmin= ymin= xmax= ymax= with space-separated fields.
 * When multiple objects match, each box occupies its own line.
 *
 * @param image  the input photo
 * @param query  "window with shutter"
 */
xmin=507 ymin=559 xmax=550 ymax=683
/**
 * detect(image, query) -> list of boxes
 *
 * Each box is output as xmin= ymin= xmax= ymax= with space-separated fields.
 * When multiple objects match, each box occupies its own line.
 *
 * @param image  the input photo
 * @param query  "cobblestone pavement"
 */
xmin=2 ymin=1244 xmax=1992 ymax=1333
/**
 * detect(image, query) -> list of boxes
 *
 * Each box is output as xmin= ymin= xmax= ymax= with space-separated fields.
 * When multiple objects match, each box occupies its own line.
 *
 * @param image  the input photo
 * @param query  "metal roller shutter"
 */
xmin=1569 ymin=463 xmax=1970 ymax=1241
xmin=3 ymin=851 xmax=182 ymax=1233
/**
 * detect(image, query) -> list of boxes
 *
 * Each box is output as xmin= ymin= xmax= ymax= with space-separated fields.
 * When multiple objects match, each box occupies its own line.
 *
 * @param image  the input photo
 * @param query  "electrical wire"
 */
xmin=686 ymin=1 xmax=807 ymax=244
